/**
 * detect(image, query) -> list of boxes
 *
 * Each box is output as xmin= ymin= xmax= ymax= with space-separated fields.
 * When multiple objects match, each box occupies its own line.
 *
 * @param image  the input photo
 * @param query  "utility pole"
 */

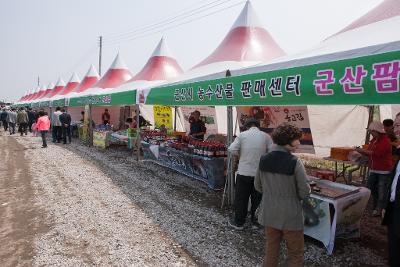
xmin=98 ymin=36 xmax=103 ymax=76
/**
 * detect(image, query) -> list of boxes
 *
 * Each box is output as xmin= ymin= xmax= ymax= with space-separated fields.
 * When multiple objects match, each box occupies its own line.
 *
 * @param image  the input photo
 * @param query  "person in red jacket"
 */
xmin=356 ymin=121 xmax=393 ymax=216
xmin=36 ymin=111 xmax=51 ymax=148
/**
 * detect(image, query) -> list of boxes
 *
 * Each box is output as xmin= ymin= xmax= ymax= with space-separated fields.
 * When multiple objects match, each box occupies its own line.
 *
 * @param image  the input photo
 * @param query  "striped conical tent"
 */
xmin=73 ymin=65 xmax=100 ymax=93
xmin=60 ymin=72 xmax=80 ymax=95
xmin=194 ymin=0 xmax=285 ymax=68
xmin=335 ymin=0 xmax=400 ymax=36
xmin=131 ymin=38 xmax=183 ymax=81
xmin=94 ymin=53 xmax=133 ymax=89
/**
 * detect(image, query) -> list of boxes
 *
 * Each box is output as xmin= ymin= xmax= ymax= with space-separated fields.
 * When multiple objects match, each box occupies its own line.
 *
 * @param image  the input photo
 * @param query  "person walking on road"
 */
xmin=0 ymin=108 xmax=8 ymax=131
xmin=17 ymin=107 xmax=29 ymax=136
xmin=36 ymin=111 xmax=51 ymax=148
xmin=255 ymin=123 xmax=311 ymax=267
xmin=7 ymin=108 xmax=17 ymax=135
xmin=59 ymin=108 xmax=72 ymax=144
xmin=228 ymin=118 xmax=273 ymax=230
xmin=51 ymin=107 xmax=62 ymax=143
xmin=27 ymin=107 xmax=37 ymax=133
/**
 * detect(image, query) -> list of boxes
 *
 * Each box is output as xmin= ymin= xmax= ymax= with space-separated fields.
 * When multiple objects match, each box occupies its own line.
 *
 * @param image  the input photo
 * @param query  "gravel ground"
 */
xmin=15 ymin=135 xmax=196 ymax=266
xmin=14 ymin=134 xmax=389 ymax=266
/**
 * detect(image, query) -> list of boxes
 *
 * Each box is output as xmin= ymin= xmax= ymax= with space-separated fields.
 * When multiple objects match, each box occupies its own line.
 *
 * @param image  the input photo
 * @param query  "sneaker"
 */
xmin=41 ymin=145 xmax=47 ymax=148
xmin=228 ymin=219 xmax=244 ymax=230
xmin=372 ymin=210 xmax=379 ymax=217
xmin=251 ymin=219 xmax=263 ymax=230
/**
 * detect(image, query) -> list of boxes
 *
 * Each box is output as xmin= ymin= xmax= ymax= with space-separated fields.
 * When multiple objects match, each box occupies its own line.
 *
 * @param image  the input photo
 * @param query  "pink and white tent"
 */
xmin=114 ymin=38 xmax=184 ymax=94
xmin=229 ymin=2 xmax=400 ymax=156
xmin=20 ymin=89 xmax=30 ymax=101
xmin=168 ymin=0 xmax=285 ymax=83
xmin=103 ymin=38 xmax=185 ymax=130
xmin=72 ymin=65 xmax=100 ymax=94
xmin=131 ymin=38 xmax=183 ymax=81
xmin=29 ymin=85 xmax=46 ymax=100
xmin=24 ymin=88 xmax=34 ymax=101
xmin=151 ymin=1 xmax=286 ymax=134
xmin=28 ymin=86 xmax=39 ymax=101
xmin=38 ymin=82 xmax=55 ymax=99
xmin=48 ymin=77 xmax=66 ymax=98
xmin=24 ymin=87 xmax=35 ymax=101
xmin=195 ymin=1 xmax=285 ymax=68
xmin=93 ymin=53 xmax=133 ymax=89
xmin=334 ymin=0 xmax=400 ymax=36
xmin=60 ymin=73 xmax=80 ymax=95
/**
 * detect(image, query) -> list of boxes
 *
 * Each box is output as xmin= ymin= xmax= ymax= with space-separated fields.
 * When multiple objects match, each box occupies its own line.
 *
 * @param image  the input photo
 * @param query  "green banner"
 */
xmin=69 ymin=90 xmax=136 ymax=107
xmin=145 ymin=50 xmax=400 ymax=106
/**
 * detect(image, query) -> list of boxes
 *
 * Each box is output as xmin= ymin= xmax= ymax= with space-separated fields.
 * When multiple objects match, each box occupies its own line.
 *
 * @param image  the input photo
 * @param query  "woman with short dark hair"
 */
xmin=255 ymin=123 xmax=310 ymax=267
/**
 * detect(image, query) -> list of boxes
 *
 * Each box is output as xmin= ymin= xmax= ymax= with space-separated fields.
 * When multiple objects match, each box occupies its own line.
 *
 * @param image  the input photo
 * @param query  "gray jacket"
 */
xmin=51 ymin=111 xmax=62 ymax=126
xmin=255 ymin=145 xmax=310 ymax=231
xmin=6 ymin=111 xmax=17 ymax=124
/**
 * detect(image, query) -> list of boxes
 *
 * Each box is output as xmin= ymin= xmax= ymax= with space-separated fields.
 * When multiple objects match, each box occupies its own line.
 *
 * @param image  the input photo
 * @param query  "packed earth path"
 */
xmin=0 ymin=129 xmax=390 ymax=266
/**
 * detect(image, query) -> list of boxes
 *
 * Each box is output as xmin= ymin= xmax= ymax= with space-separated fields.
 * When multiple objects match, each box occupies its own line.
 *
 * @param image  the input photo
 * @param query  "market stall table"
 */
xmin=323 ymin=157 xmax=368 ymax=184
xmin=141 ymin=141 xmax=226 ymax=190
xmin=304 ymin=177 xmax=370 ymax=254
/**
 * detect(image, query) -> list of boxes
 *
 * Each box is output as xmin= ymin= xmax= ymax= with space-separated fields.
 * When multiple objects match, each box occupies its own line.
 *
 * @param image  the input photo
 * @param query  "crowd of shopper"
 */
xmin=226 ymin=118 xmax=399 ymax=267
xmin=0 ymin=106 xmax=73 ymax=148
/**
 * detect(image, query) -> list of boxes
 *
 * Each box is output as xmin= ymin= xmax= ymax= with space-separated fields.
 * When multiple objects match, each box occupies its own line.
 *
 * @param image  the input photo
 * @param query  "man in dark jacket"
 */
xmin=0 ymin=109 xmax=8 ymax=131
xmin=382 ymin=149 xmax=400 ymax=267
xmin=59 ymin=108 xmax=72 ymax=144
xmin=27 ymin=108 xmax=36 ymax=132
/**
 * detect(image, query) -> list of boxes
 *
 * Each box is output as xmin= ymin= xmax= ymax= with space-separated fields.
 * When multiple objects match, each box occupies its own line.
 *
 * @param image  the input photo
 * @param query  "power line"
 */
xmin=104 ymin=0 xmax=231 ymax=40
xmin=61 ymin=44 xmax=98 ymax=78
xmin=103 ymin=0 xmax=237 ymax=44
xmin=103 ymin=1 xmax=244 ymax=47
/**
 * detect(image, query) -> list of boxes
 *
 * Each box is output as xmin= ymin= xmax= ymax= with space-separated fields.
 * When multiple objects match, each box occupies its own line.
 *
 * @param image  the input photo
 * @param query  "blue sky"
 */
xmin=0 ymin=0 xmax=381 ymax=102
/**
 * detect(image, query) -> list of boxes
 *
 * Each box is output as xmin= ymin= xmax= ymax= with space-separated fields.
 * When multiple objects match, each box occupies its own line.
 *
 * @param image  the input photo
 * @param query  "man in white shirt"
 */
xmin=228 ymin=118 xmax=273 ymax=230
xmin=382 ymin=156 xmax=400 ymax=267
xmin=51 ymin=107 xmax=63 ymax=143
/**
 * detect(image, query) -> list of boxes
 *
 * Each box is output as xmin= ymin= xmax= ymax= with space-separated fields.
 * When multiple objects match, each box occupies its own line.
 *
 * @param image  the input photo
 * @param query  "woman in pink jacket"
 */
xmin=36 ymin=111 xmax=51 ymax=148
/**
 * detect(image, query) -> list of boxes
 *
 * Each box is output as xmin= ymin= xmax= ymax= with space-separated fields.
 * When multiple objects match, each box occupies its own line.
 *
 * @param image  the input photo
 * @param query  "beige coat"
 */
xmin=254 ymin=146 xmax=311 ymax=231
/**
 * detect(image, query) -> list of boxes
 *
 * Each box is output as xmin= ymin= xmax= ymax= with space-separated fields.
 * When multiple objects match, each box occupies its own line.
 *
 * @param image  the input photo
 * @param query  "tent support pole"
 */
xmin=89 ymin=104 xmax=93 ymax=147
xmin=136 ymin=104 xmax=141 ymax=161
xmin=174 ymin=106 xmax=177 ymax=131
xmin=365 ymin=105 xmax=374 ymax=144
xmin=220 ymin=105 xmax=235 ymax=209
xmin=221 ymin=70 xmax=234 ymax=208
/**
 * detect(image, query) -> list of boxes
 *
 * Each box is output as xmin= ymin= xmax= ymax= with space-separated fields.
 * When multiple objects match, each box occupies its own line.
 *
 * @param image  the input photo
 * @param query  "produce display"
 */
xmin=141 ymin=130 xmax=168 ymax=144
xmin=141 ymin=130 xmax=227 ymax=158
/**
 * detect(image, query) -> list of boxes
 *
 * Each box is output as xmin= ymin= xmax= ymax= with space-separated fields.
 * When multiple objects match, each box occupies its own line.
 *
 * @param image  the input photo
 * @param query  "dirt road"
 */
xmin=0 ymin=134 xmax=49 ymax=266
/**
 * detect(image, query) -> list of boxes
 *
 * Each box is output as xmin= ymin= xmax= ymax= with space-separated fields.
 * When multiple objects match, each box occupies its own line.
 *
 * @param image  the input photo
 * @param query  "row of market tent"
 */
xmin=14 ymin=0 xmax=400 ymax=155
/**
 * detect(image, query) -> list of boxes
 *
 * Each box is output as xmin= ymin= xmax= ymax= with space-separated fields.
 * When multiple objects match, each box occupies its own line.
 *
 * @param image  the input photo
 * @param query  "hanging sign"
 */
xmin=237 ymin=106 xmax=315 ymax=154
xmin=153 ymin=105 xmax=173 ymax=129
xmin=145 ymin=51 xmax=400 ymax=106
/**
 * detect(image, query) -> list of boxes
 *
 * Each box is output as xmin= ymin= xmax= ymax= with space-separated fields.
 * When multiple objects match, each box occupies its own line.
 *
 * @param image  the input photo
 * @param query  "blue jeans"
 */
xmin=41 ymin=130 xmax=48 ymax=147
xmin=367 ymin=172 xmax=391 ymax=210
